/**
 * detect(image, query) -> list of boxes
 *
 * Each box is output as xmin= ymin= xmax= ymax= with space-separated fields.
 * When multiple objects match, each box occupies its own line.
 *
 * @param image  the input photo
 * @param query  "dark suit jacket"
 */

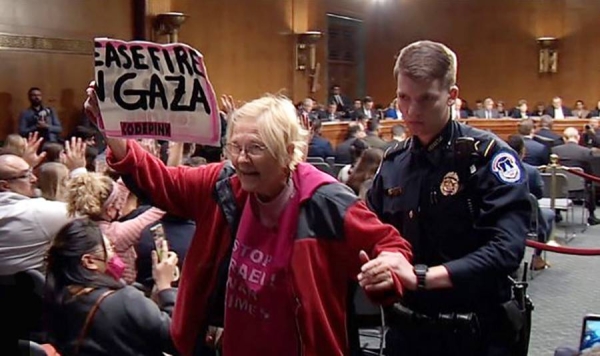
xmin=544 ymin=106 xmax=573 ymax=118
xmin=511 ymin=111 xmax=532 ymax=119
xmin=308 ymin=135 xmax=334 ymax=158
xmin=552 ymin=142 xmax=593 ymax=173
xmin=523 ymin=136 xmax=550 ymax=166
xmin=474 ymin=109 xmax=500 ymax=119
xmin=318 ymin=110 xmax=344 ymax=122
xmin=363 ymin=133 xmax=389 ymax=151
xmin=535 ymin=128 xmax=563 ymax=147
xmin=327 ymin=94 xmax=351 ymax=112
xmin=334 ymin=138 xmax=356 ymax=164
xmin=586 ymin=109 xmax=600 ymax=118
xmin=524 ymin=162 xmax=544 ymax=199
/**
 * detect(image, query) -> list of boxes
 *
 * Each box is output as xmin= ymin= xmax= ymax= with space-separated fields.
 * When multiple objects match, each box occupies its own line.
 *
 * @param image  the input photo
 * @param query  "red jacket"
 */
xmin=108 ymin=141 xmax=412 ymax=356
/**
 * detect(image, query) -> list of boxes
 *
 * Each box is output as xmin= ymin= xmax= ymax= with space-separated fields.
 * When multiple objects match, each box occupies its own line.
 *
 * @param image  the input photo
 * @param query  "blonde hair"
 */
xmin=3 ymin=134 xmax=26 ymax=156
xmin=226 ymin=95 xmax=308 ymax=171
xmin=66 ymin=172 xmax=114 ymax=219
xmin=38 ymin=162 xmax=69 ymax=201
xmin=394 ymin=40 xmax=457 ymax=89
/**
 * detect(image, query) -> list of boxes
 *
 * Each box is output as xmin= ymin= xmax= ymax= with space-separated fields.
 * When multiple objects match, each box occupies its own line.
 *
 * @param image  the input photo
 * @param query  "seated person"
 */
xmin=346 ymin=148 xmax=383 ymax=196
xmin=136 ymin=214 xmax=195 ymax=289
xmin=66 ymin=173 xmax=164 ymax=283
xmin=384 ymin=99 xmax=402 ymax=119
xmin=2 ymin=134 xmax=26 ymax=156
xmin=45 ymin=218 xmax=178 ymax=356
xmin=307 ymin=119 xmax=334 ymax=159
xmin=507 ymin=135 xmax=552 ymax=270
xmin=338 ymin=139 xmax=368 ymax=183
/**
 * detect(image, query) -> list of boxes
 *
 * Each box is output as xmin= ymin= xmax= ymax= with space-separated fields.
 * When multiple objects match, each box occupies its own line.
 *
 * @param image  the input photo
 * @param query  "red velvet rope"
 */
xmin=563 ymin=167 xmax=600 ymax=184
xmin=526 ymin=240 xmax=600 ymax=256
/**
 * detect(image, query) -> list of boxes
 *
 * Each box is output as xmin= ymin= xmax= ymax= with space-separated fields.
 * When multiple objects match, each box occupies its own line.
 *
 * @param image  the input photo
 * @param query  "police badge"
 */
xmin=440 ymin=171 xmax=459 ymax=196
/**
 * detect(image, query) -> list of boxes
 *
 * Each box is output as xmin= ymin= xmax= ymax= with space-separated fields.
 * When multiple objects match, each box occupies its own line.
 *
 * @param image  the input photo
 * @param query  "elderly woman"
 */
xmin=84 ymin=86 xmax=413 ymax=356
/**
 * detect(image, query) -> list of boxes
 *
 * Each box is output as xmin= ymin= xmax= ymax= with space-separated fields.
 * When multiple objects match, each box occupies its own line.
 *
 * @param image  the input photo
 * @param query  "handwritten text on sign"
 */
xmin=94 ymin=38 xmax=220 ymax=145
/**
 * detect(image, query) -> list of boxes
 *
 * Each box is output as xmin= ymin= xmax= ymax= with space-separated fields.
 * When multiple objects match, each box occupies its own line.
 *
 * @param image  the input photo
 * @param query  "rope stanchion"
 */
xmin=526 ymin=240 xmax=600 ymax=256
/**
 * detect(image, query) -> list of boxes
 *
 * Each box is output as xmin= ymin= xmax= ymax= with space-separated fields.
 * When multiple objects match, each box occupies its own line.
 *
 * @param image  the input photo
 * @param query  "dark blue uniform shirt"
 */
xmin=367 ymin=120 xmax=529 ymax=314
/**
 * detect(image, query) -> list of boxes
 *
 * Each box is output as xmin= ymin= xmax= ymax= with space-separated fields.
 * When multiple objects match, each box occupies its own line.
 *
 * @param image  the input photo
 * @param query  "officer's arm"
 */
xmin=366 ymin=169 xmax=384 ymax=217
xmin=441 ymin=151 xmax=529 ymax=289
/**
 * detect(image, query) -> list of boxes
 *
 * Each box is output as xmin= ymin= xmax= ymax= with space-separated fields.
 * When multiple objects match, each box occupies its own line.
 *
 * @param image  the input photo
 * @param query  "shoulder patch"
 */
xmin=383 ymin=138 xmax=410 ymax=161
xmin=490 ymin=151 xmax=523 ymax=184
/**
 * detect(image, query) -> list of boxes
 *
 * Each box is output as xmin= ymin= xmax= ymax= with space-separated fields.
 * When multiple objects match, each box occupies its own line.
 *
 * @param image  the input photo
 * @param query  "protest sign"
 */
xmin=93 ymin=38 xmax=221 ymax=145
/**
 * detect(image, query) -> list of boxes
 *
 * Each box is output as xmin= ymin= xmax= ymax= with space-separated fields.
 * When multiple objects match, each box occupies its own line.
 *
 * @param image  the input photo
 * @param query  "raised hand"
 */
xmin=83 ymin=81 xmax=103 ymax=129
xmin=22 ymin=132 xmax=46 ymax=168
xmin=63 ymin=137 xmax=87 ymax=171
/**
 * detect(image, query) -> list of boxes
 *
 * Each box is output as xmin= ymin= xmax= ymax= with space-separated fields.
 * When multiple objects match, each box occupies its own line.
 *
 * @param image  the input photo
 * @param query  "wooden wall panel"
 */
xmin=171 ymin=0 xmax=295 ymax=103
xmin=0 ymin=0 xmax=133 ymax=140
xmin=364 ymin=0 xmax=600 ymax=111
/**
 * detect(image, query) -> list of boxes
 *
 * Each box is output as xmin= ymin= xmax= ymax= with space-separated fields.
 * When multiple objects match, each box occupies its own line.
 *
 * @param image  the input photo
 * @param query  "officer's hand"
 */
xmin=358 ymin=250 xmax=396 ymax=292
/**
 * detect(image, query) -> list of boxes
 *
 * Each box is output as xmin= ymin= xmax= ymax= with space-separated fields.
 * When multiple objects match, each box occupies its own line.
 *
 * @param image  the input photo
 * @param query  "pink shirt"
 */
xmin=223 ymin=182 xmax=300 ymax=355
xmin=98 ymin=207 xmax=164 ymax=283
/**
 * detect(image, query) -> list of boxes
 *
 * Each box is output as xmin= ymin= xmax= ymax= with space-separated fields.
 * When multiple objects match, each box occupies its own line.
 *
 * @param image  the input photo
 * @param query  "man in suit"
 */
xmin=307 ymin=119 xmax=334 ymax=159
xmin=319 ymin=102 xmax=344 ymax=122
xmin=474 ymin=98 xmax=500 ymax=118
xmin=519 ymin=118 xmax=550 ymax=166
xmin=552 ymin=127 xmax=600 ymax=225
xmin=386 ymin=125 xmax=407 ymax=150
xmin=359 ymin=96 xmax=378 ymax=120
xmin=348 ymin=98 xmax=364 ymax=120
xmin=298 ymin=97 xmax=319 ymax=122
xmin=586 ymin=101 xmax=600 ymax=118
xmin=453 ymin=98 xmax=469 ymax=119
xmin=580 ymin=118 xmax=600 ymax=148
xmin=334 ymin=122 xmax=365 ymax=164
xmin=544 ymin=96 xmax=573 ymax=119
xmin=507 ymin=134 xmax=552 ymax=270
xmin=511 ymin=99 xmax=531 ymax=119
xmin=535 ymin=115 xmax=563 ymax=147
xmin=362 ymin=119 xmax=388 ymax=150
xmin=533 ymin=102 xmax=546 ymax=117
xmin=327 ymin=85 xmax=351 ymax=114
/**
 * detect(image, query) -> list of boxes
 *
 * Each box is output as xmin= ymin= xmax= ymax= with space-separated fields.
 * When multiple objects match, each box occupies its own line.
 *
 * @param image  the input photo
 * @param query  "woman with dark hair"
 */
xmin=337 ymin=139 xmax=369 ymax=183
xmin=346 ymin=148 xmax=384 ymax=196
xmin=45 ymin=218 xmax=178 ymax=355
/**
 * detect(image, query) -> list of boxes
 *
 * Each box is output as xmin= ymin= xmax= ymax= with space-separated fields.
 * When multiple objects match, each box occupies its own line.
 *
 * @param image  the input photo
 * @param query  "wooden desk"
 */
xmin=320 ymin=118 xmax=590 ymax=147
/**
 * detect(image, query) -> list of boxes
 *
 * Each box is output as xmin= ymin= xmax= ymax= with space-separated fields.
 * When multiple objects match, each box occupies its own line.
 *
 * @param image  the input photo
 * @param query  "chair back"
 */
xmin=540 ymin=172 xmax=569 ymax=198
xmin=325 ymin=156 xmax=335 ymax=167
xmin=561 ymin=166 xmax=585 ymax=193
xmin=307 ymin=156 xmax=325 ymax=163
xmin=527 ymin=193 xmax=539 ymax=239
xmin=311 ymin=162 xmax=334 ymax=176
xmin=0 ymin=270 xmax=47 ymax=342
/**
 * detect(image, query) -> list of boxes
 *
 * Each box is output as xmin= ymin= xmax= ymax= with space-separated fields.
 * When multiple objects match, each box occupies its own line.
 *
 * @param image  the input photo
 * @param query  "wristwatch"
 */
xmin=414 ymin=264 xmax=429 ymax=291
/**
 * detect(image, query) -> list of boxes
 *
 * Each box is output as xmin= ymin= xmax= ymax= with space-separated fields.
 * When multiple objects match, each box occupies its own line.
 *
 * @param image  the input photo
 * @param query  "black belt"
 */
xmin=389 ymin=303 xmax=480 ymax=332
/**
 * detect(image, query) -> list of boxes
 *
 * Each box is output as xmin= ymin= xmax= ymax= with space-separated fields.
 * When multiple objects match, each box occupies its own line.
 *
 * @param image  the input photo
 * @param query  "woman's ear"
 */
xmin=81 ymin=254 xmax=100 ymax=271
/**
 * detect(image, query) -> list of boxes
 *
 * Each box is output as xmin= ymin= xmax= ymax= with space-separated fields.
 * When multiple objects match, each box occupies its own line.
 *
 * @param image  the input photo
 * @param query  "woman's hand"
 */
xmin=357 ymin=250 xmax=416 ymax=292
xmin=151 ymin=240 xmax=179 ymax=291
xmin=205 ymin=325 xmax=224 ymax=350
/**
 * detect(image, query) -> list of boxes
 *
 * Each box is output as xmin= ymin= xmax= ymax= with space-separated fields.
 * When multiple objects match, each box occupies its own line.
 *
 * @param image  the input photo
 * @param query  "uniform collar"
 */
xmin=410 ymin=118 xmax=454 ymax=154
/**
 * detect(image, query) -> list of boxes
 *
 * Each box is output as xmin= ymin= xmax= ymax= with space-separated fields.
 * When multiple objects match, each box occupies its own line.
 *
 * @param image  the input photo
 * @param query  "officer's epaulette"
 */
xmin=474 ymin=136 xmax=497 ymax=159
xmin=383 ymin=137 xmax=411 ymax=161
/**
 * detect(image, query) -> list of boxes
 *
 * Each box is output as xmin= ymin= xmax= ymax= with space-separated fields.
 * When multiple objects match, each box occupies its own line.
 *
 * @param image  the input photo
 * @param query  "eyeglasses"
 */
xmin=225 ymin=143 xmax=267 ymax=157
xmin=3 ymin=168 xmax=33 ymax=181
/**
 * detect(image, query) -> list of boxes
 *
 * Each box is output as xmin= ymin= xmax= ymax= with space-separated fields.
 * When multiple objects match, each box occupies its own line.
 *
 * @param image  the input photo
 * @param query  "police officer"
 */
xmin=366 ymin=41 xmax=530 ymax=355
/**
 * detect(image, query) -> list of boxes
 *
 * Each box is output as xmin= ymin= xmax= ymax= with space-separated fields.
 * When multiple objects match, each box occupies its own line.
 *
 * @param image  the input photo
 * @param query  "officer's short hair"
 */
xmin=394 ymin=40 xmax=457 ymax=89
xmin=540 ymin=115 xmax=553 ymax=128
xmin=347 ymin=123 xmax=362 ymax=139
xmin=518 ymin=119 xmax=534 ymax=135
xmin=507 ymin=134 xmax=525 ymax=156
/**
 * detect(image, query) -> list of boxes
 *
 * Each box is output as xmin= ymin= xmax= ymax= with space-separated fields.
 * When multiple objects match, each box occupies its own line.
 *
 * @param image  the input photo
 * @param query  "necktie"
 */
xmin=336 ymin=95 xmax=342 ymax=105
xmin=486 ymin=111 xmax=490 ymax=119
